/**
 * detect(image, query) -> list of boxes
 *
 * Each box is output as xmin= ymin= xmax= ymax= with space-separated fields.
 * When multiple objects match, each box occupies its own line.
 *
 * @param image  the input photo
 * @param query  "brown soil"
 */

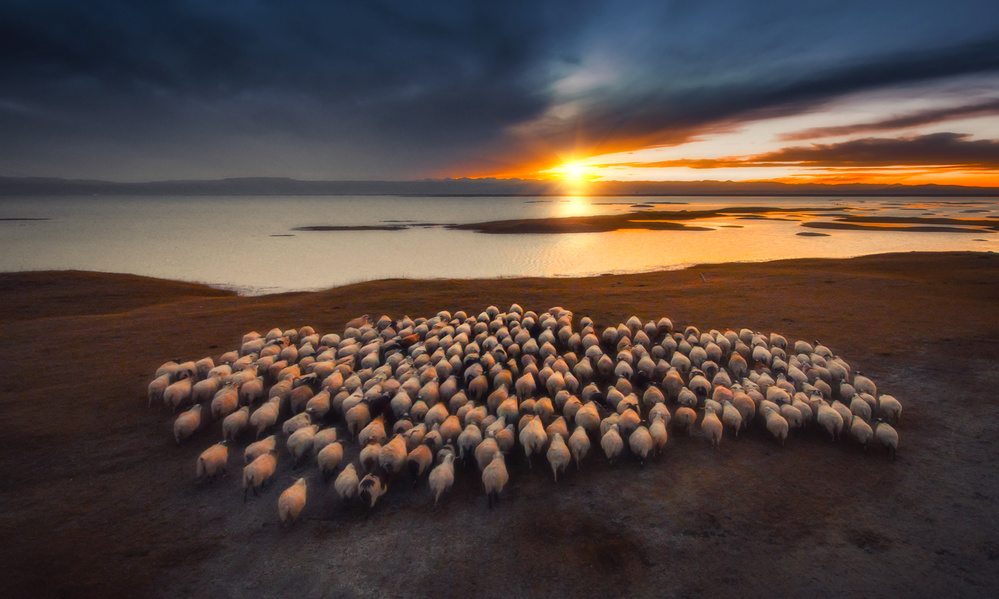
xmin=1 ymin=252 xmax=998 ymax=598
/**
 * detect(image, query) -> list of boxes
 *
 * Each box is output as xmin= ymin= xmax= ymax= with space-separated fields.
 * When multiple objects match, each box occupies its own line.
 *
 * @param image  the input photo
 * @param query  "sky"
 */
xmin=2 ymin=0 xmax=999 ymax=185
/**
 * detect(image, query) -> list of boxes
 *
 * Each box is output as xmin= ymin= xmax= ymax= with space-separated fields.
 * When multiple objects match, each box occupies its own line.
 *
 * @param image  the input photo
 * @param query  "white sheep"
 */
xmin=222 ymin=406 xmax=250 ymax=441
xmin=148 ymin=373 xmax=170 ymax=408
xmin=673 ymin=406 xmax=697 ymax=435
xmin=701 ymin=405 xmax=723 ymax=449
xmin=242 ymin=450 xmax=278 ymax=501
xmin=407 ymin=443 xmax=434 ymax=481
xmin=458 ymin=423 xmax=483 ymax=462
xmin=278 ymin=477 xmax=308 ymax=527
xmin=649 ymin=415 xmax=668 ymax=455
xmin=244 ymin=435 xmax=276 ymax=464
xmin=875 ymin=421 xmax=899 ymax=460
xmin=878 ymin=394 xmax=902 ymax=424
xmin=601 ymin=423 xmax=624 ymax=464
xmin=556 ymin=427 xmax=585 ymax=470
xmin=210 ymin=384 xmax=239 ymax=420
xmin=721 ymin=401 xmax=743 ymax=438
xmin=164 ymin=377 xmax=194 ymax=412
xmin=379 ymin=435 xmax=408 ymax=475
xmin=482 ymin=452 xmax=509 ymax=507
xmin=629 ymin=425 xmax=653 ymax=465
xmin=317 ymin=442 xmax=344 ymax=479
xmin=519 ymin=416 xmax=547 ymax=468
xmin=311 ymin=427 xmax=338 ymax=455
xmin=546 ymin=433 xmax=571 ymax=481
xmin=850 ymin=416 xmax=874 ymax=450
xmin=854 ymin=373 xmax=877 ymax=397
xmin=334 ymin=463 xmax=360 ymax=502
xmin=287 ymin=424 xmax=319 ymax=467
xmin=173 ymin=404 xmax=202 ymax=444
xmin=249 ymin=398 xmax=281 ymax=438
xmin=282 ymin=412 xmax=312 ymax=438
xmin=763 ymin=407 xmax=789 ymax=447
xmin=429 ymin=453 xmax=455 ymax=506
xmin=194 ymin=442 xmax=228 ymax=483
xmin=817 ymin=403 xmax=844 ymax=442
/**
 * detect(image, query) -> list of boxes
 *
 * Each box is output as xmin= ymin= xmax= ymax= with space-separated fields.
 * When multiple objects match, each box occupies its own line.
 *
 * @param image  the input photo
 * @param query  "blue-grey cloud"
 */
xmin=0 ymin=0 xmax=997 ymax=180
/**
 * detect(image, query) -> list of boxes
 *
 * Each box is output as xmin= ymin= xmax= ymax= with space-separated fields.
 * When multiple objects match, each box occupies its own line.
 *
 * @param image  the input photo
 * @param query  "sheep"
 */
xmin=243 ymin=450 xmax=278 ymax=501
xmin=763 ymin=407 xmax=789 ymax=447
xmin=210 ymin=384 xmax=239 ymax=420
xmin=879 ymin=394 xmax=902 ymax=424
xmin=148 ymin=373 xmax=170 ymax=408
xmin=156 ymin=360 xmax=180 ymax=379
xmin=287 ymin=425 xmax=319 ymax=467
xmin=282 ymin=412 xmax=312 ymax=438
xmin=278 ymin=477 xmax=308 ymax=528
xmin=334 ymin=463 xmax=360 ymax=502
xmin=701 ymin=406 xmax=723 ymax=449
xmin=379 ymin=435 xmax=408 ymax=475
xmin=221 ymin=406 xmax=250 ymax=441
xmin=875 ymin=421 xmax=899 ymax=460
xmin=407 ymin=443 xmax=434 ymax=482
xmin=164 ymin=378 xmax=194 ymax=412
xmin=649 ymin=415 xmax=668 ymax=456
xmin=238 ymin=377 xmax=265 ymax=405
xmin=568 ymin=424 xmax=591 ymax=469
xmin=546 ymin=433 xmax=571 ymax=481
xmin=673 ymin=406 xmax=697 ymax=435
xmin=574 ymin=402 xmax=601 ymax=435
xmin=244 ymin=435 xmax=276 ymax=464
xmin=249 ymin=398 xmax=280 ymax=438
xmin=358 ymin=414 xmax=388 ymax=447
xmin=305 ymin=390 xmax=332 ymax=421
xmin=601 ymin=423 xmax=624 ymax=464
xmin=817 ymin=403 xmax=844 ymax=442
xmin=849 ymin=395 xmax=872 ymax=422
xmin=429 ymin=452 xmax=455 ymax=506
xmin=458 ymin=423 xmax=483 ymax=462
xmin=482 ymin=452 xmax=509 ymax=507
xmin=317 ymin=441 xmax=344 ymax=478
xmin=854 ymin=373 xmax=877 ymax=397
xmin=311 ymin=427 xmax=338 ymax=454
xmin=778 ymin=404 xmax=803 ymax=432
xmin=519 ymin=416 xmax=547 ymax=469
xmin=850 ymin=416 xmax=874 ymax=450
xmin=359 ymin=440 xmax=383 ymax=473
xmin=721 ymin=401 xmax=743 ymax=438
xmin=438 ymin=415 xmax=463 ymax=445
xmin=359 ymin=472 xmax=388 ymax=509
xmin=173 ymin=404 xmax=202 ymax=444
xmin=195 ymin=442 xmax=228 ymax=483
xmin=629 ymin=425 xmax=653 ymax=466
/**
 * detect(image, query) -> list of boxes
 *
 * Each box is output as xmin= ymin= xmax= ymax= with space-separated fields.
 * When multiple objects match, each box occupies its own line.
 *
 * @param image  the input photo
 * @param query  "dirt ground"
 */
xmin=1 ymin=251 xmax=997 ymax=598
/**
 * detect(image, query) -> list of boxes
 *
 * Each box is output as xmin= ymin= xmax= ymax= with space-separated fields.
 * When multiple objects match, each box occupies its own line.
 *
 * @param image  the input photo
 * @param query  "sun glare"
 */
xmin=553 ymin=161 xmax=596 ymax=182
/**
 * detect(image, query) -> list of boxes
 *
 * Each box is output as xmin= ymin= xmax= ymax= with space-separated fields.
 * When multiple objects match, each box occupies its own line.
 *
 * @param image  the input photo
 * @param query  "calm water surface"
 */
xmin=1 ymin=195 xmax=996 ymax=295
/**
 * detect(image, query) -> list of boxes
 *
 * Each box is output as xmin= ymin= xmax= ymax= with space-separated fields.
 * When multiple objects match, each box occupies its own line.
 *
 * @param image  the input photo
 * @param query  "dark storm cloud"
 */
xmin=603 ymin=132 xmax=999 ymax=169
xmin=526 ymin=36 xmax=999 ymax=161
xmin=754 ymin=132 xmax=999 ymax=168
xmin=0 ymin=0 xmax=998 ymax=179
xmin=779 ymin=99 xmax=999 ymax=141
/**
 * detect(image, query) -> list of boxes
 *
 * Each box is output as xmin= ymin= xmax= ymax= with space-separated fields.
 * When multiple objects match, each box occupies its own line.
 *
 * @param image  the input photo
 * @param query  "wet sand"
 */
xmin=1 ymin=252 xmax=998 ymax=598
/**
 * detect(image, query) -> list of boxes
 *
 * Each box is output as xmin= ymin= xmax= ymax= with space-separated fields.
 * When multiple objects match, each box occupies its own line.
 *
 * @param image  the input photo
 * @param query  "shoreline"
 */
xmin=1 ymin=251 xmax=998 ymax=597
xmin=3 ymin=247 xmax=996 ymax=299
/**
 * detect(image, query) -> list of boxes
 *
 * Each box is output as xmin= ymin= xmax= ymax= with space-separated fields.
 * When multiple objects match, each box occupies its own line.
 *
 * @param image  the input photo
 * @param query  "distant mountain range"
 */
xmin=1 ymin=176 xmax=997 ymax=196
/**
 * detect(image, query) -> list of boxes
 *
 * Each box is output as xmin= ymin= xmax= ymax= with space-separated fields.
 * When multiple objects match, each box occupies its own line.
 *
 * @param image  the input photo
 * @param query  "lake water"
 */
xmin=1 ymin=195 xmax=996 ymax=295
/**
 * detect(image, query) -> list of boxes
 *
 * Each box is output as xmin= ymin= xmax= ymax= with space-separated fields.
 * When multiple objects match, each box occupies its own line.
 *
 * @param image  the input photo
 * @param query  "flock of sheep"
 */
xmin=148 ymin=305 xmax=902 ymax=527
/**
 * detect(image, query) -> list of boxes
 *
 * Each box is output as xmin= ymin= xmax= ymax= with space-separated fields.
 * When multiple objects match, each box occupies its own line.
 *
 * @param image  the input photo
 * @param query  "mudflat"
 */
xmin=1 ymin=251 xmax=997 ymax=598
